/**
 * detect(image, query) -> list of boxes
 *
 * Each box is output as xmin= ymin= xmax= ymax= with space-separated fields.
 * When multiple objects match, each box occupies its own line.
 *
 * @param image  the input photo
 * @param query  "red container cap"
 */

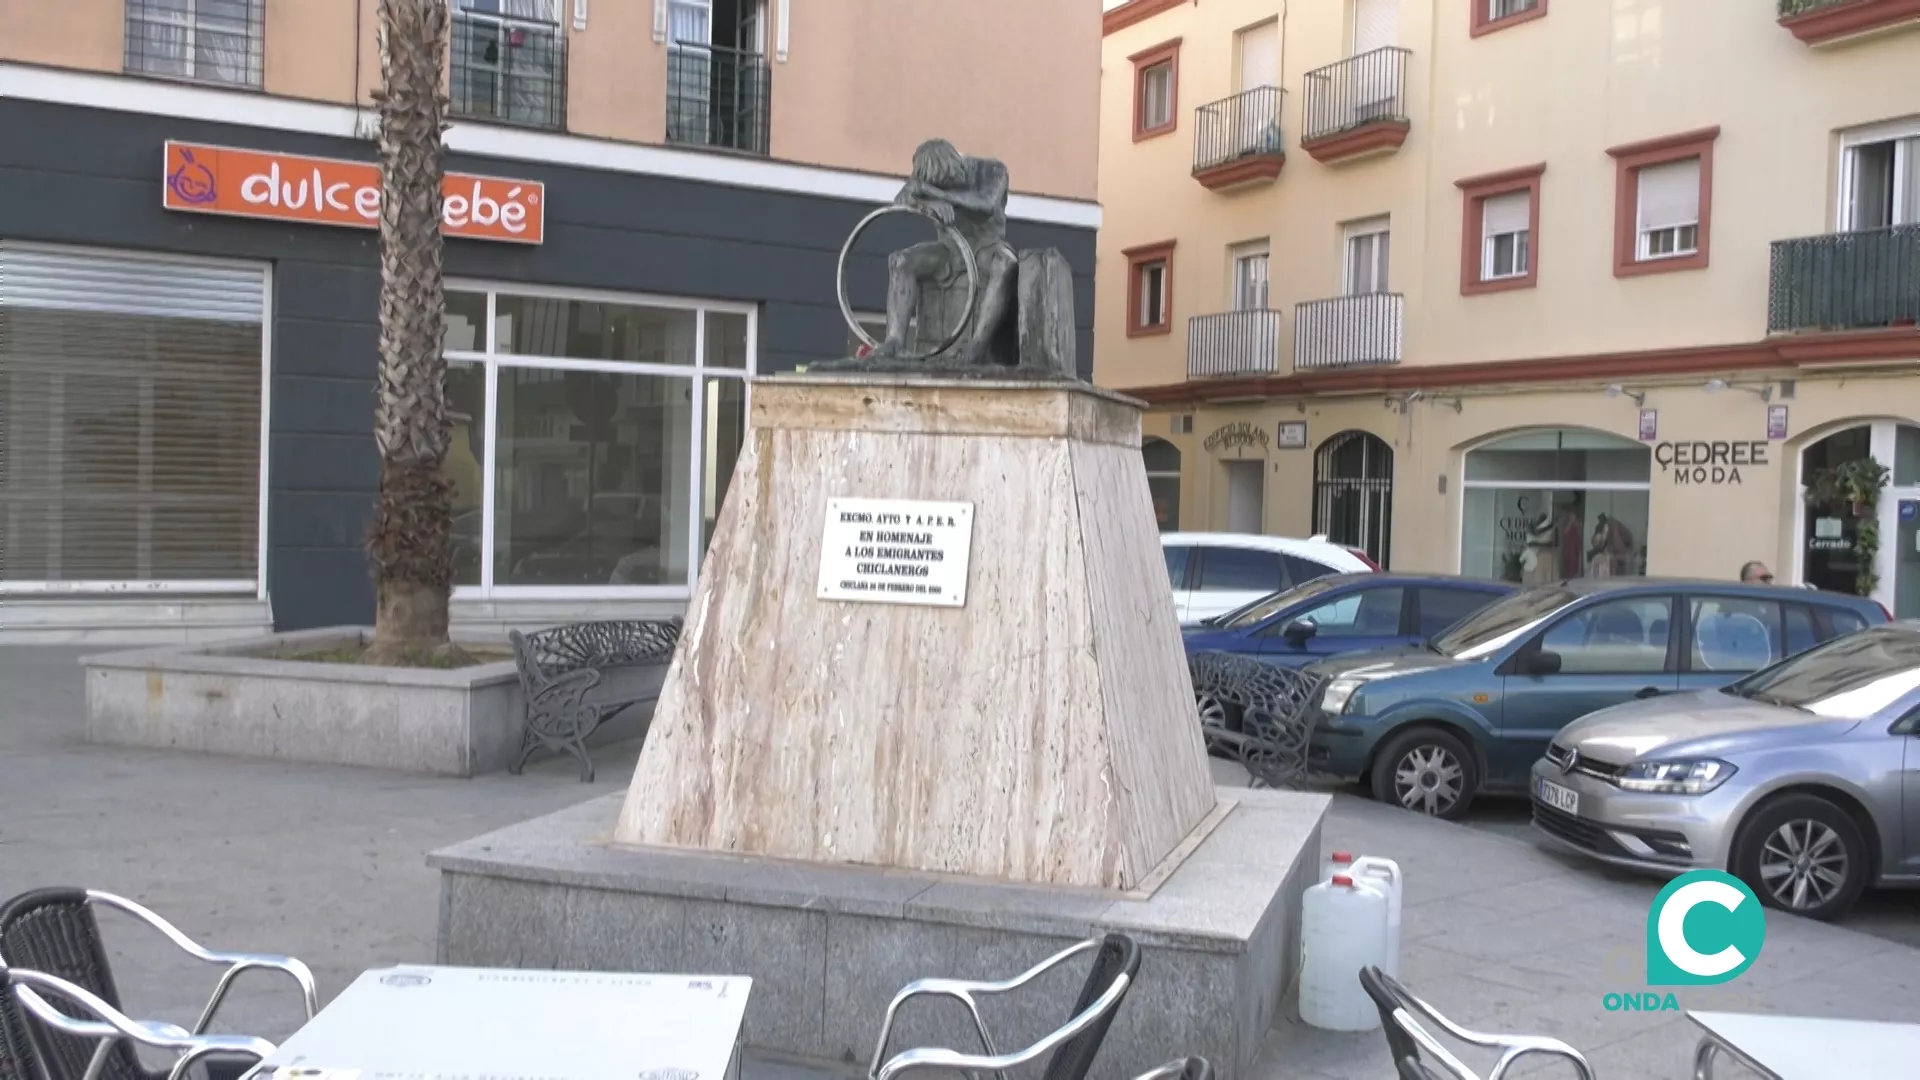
xmin=1330 ymin=851 xmax=1354 ymax=863
xmin=1331 ymin=874 xmax=1355 ymax=887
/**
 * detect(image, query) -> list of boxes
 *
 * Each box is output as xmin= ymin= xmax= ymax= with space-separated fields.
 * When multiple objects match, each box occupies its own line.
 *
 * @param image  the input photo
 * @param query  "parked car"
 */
xmin=1161 ymin=532 xmax=1377 ymax=624
xmin=1535 ymin=622 xmax=1920 ymax=921
xmin=1304 ymin=579 xmax=1888 ymax=820
xmin=1183 ymin=573 xmax=1516 ymax=664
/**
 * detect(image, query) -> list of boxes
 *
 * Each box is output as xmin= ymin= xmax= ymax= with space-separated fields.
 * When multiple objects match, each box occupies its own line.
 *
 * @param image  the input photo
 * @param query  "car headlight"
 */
xmin=1320 ymin=677 xmax=1364 ymax=715
xmin=1614 ymin=759 xmax=1737 ymax=795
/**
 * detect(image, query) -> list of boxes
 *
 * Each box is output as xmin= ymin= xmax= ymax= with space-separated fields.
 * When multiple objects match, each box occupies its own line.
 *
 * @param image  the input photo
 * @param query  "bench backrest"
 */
xmin=510 ymin=619 xmax=682 ymax=686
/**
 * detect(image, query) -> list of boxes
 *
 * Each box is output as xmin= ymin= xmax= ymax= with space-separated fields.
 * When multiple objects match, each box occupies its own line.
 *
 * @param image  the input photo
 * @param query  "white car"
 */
xmin=1160 ymin=532 xmax=1378 ymax=624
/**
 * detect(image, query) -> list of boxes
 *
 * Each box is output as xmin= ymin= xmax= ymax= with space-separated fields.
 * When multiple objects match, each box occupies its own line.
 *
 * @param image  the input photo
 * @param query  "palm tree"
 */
xmin=364 ymin=0 xmax=458 ymax=665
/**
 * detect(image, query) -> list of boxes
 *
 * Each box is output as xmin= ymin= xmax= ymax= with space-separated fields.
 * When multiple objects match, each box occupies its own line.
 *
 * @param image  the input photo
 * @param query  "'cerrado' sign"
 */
xmin=1655 ymin=441 xmax=1768 ymax=485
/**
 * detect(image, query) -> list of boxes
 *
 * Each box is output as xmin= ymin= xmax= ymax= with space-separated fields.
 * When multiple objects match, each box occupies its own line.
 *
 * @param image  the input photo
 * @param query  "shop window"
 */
xmin=1143 ymin=437 xmax=1182 ymax=531
xmin=1460 ymin=429 xmax=1650 ymax=584
xmin=0 ymin=243 xmax=266 ymax=595
xmin=438 ymin=284 xmax=754 ymax=597
xmin=125 ymin=0 xmax=265 ymax=89
xmin=452 ymin=0 xmax=567 ymax=130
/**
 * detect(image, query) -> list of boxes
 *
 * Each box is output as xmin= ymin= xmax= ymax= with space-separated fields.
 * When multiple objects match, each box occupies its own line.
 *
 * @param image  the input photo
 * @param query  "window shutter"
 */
xmin=1481 ymin=190 xmax=1530 ymax=238
xmin=0 ymin=244 xmax=265 ymax=590
xmin=1637 ymin=159 xmax=1700 ymax=232
xmin=776 ymin=0 xmax=790 ymax=61
xmin=653 ymin=0 xmax=668 ymax=42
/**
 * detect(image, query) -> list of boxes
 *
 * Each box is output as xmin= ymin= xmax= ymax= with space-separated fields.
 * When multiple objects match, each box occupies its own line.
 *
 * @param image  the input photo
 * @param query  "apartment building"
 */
xmin=0 ymin=0 xmax=1101 ymax=641
xmin=1099 ymin=0 xmax=1920 ymax=616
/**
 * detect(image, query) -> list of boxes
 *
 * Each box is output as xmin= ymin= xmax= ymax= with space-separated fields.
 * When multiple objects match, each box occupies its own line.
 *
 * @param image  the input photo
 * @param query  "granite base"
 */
xmin=429 ymin=787 xmax=1326 ymax=1080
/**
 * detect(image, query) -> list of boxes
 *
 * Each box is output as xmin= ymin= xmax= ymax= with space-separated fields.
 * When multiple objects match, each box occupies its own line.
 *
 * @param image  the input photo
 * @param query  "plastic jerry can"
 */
xmin=1298 ymin=874 xmax=1390 ymax=1032
xmin=1351 ymin=855 xmax=1404 ymax=978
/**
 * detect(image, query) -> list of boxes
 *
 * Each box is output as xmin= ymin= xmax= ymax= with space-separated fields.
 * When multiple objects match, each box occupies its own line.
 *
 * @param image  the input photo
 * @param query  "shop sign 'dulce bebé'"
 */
xmin=162 ymin=141 xmax=546 ymax=244
xmin=1655 ymin=440 xmax=1769 ymax=485
xmin=1204 ymin=422 xmax=1270 ymax=453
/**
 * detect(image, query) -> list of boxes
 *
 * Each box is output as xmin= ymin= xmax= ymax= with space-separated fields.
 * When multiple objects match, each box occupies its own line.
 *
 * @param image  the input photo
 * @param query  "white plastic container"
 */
xmin=1298 ymin=874 xmax=1390 ymax=1032
xmin=1321 ymin=849 xmax=1355 ymax=883
xmin=1351 ymin=855 xmax=1404 ymax=978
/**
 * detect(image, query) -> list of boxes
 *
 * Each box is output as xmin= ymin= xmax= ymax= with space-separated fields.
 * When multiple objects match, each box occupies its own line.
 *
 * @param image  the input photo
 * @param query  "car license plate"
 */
xmin=1538 ymin=777 xmax=1579 ymax=815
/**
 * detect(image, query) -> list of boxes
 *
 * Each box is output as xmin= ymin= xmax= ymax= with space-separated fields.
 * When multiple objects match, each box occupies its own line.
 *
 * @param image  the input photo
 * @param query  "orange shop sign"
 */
xmin=162 ymin=141 xmax=545 ymax=244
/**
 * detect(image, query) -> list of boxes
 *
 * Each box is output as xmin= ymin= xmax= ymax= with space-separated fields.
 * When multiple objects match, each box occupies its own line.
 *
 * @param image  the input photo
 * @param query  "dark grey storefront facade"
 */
xmin=0 ymin=98 xmax=1095 ymax=635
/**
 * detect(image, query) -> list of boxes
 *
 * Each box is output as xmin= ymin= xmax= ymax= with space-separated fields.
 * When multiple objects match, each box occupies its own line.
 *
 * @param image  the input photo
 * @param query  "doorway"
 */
xmin=1797 ymin=421 xmax=1920 ymax=616
xmin=1314 ymin=431 xmax=1393 ymax=567
xmin=1225 ymin=460 xmax=1265 ymax=533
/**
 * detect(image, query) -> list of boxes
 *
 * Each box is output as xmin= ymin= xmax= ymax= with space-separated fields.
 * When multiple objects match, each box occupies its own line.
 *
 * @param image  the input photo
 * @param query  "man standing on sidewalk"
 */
xmin=1739 ymin=561 xmax=1775 ymax=584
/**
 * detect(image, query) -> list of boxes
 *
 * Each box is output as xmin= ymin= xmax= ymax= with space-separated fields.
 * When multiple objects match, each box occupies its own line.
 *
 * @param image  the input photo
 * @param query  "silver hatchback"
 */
xmin=1531 ymin=623 xmax=1920 ymax=921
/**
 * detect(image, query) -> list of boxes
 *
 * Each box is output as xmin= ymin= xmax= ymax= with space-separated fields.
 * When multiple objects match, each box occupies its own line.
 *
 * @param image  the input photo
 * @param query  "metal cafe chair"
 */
xmin=869 ymin=933 xmax=1141 ymax=1080
xmin=1132 ymin=1058 xmax=1213 ymax=1080
xmin=0 ymin=889 xmax=315 ymax=1080
xmin=1358 ymin=966 xmax=1594 ymax=1080
xmin=4 ymin=965 xmax=276 ymax=1080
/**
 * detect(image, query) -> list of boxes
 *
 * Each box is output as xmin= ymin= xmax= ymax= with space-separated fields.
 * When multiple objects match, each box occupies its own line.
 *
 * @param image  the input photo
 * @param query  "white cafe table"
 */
xmin=245 ymin=965 xmax=752 ymax=1080
xmin=1689 ymin=1010 xmax=1920 ymax=1079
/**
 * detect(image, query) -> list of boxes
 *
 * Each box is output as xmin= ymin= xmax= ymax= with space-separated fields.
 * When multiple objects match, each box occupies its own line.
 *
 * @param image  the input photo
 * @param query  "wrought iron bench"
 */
xmin=1187 ymin=652 xmax=1326 ymax=790
xmin=507 ymin=618 xmax=682 ymax=782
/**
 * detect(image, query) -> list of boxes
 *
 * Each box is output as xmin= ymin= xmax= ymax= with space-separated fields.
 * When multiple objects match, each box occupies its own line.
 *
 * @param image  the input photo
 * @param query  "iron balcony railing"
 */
xmin=667 ymin=41 xmax=772 ymax=155
xmin=1768 ymin=225 xmax=1920 ymax=334
xmin=1294 ymin=293 xmax=1405 ymax=370
xmin=1189 ymin=310 xmax=1286 ymax=379
xmin=451 ymin=9 xmax=567 ymax=129
xmin=1301 ymin=47 xmax=1411 ymax=144
xmin=1192 ymin=86 xmax=1285 ymax=174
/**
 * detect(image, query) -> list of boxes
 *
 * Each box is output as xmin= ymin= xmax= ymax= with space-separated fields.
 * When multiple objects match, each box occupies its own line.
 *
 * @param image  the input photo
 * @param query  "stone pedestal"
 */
xmin=615 ymin=377 xmax=1218 ymax=891
xmin=435 ymin=376 xmax=1326 ymax=1079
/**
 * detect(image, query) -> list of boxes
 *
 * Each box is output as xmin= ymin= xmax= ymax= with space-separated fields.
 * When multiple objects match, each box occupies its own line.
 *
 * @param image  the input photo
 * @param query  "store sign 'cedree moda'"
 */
xmin=161 ymin=141 xmax=545 ymax=244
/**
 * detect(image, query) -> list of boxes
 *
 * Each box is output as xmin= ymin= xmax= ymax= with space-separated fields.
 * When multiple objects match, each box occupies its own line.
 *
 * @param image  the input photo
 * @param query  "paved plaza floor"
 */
xmin=3 ymin=646 xmax=1917 ymax=1079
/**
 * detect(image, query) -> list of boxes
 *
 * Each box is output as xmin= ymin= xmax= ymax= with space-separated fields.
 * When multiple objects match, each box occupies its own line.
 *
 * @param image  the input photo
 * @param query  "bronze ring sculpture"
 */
xmin=836 ymin=204 xmax=979 ymax=362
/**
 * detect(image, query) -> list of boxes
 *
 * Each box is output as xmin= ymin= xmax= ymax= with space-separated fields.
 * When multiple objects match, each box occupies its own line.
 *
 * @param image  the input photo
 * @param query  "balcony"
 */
xmin=667 ymin=43 xmax=772 ymax=155
xmin=1768 ymin=225 xmax=1920 ymax=334
xmin=451 ymin=8 xmax=567 ymax=130
xmin=1294 ymin=294 xmax=1405 ymax=370
xmin=1299 ymin=47 xmax=1411 ymax=165
xmin=1778 ymin=0 xmax=1920 ymax=46
xmin=1191 ymin=87 xmax=1286 ymax=191
xmin=1189 ymin=310 xmax=1285 ymax=378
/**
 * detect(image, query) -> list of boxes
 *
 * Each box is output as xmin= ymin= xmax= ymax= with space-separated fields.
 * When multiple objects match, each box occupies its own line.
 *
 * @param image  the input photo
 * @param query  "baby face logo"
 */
xmin=167 ymin=148 xmax=218 ymax=205
xmin=1646 ymin=870 xmax=1766 ymax=986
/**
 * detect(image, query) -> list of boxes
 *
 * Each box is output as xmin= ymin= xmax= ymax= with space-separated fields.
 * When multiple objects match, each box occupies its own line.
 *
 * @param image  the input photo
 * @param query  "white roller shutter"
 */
xmin=1237 ymin=21 xmax=1279 ymax=93
xmin=0 ymin=243 xmax=266 ymax=592
xmin=1637 ymin=159 xmax=1700 ymax=232
xmin=1482 ymin=191 xmax=1531 ymax=238
xmin=1353 ymin=0 xmax=1397 ymax=54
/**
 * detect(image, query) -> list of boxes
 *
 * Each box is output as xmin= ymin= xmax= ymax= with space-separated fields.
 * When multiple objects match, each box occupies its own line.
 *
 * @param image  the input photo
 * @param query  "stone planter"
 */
xmin=83 ymin=627 xmax=531 ymax=777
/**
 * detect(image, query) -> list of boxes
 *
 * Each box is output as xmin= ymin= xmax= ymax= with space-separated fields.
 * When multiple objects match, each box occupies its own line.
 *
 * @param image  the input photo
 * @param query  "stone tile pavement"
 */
xmin=3 ymin=647 xmax=1917 ymax=1079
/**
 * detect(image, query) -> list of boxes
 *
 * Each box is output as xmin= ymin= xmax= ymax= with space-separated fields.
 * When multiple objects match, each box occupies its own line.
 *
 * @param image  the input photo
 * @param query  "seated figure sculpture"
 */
xmin=820 ymin=138 xmax=1079 ymax=380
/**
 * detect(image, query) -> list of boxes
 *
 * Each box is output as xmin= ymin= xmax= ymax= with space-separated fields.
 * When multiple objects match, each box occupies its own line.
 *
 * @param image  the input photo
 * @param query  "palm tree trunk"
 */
xmin=364 ymin=0 xmax=455 ymax=665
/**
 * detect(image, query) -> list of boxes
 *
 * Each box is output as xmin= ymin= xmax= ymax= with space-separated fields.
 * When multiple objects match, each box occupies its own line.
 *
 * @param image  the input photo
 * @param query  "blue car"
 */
xmin=1183 ymin=573 xmax=1518 ymax=668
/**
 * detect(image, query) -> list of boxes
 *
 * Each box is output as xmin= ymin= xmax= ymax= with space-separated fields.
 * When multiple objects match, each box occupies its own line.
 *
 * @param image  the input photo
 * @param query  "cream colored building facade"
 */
xmin=1099 ymin=0 xmax=1920 ymax=616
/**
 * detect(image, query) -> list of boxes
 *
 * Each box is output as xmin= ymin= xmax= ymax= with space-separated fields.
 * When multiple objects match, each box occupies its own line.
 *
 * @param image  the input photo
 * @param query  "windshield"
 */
xmin=1725 ymin=625 xmax=1920 ymax=720
xmin=1220 ymin=577 xmax=1345 ymax=629
xmin=1431 ymin=586 xmax=1578 ymax=659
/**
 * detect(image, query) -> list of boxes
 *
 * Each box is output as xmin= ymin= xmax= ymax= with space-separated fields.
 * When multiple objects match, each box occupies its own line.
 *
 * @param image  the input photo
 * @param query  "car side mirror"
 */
xmin=1522 ymin=649 xmax=1563 ymax=676
xmin=1283 ymin=619 xmax=1318 ymax=644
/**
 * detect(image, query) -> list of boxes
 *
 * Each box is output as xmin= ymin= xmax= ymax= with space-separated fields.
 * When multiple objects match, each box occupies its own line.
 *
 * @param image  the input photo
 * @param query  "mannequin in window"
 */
xmin=1520 ymin=511 xmax=1560 ymax=586
xmin=1587 ymin=514 xmax=1634 ymax=578
xmin=1557 ymin=495 xmax=1585 ymax=580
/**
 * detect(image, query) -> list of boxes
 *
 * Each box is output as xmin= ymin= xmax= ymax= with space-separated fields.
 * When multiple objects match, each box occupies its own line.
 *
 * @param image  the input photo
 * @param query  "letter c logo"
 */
xmin=1657 ymin=879 xmax=1746 ymax=977
xmin=1645 ymin=870 xmax=1765 ymax=986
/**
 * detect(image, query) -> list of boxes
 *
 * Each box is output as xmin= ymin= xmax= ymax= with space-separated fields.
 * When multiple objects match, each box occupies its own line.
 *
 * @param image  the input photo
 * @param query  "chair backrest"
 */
xmin=0 ymin=890 xmax=143 ymax=1080
xmin=0 ymin=965 xmax=44 ymax=1080
xmin=1039 ymin=933 xmax=1141 ymax=1080
xmin=1359 ymin=966 xmax=1422 ymax=1065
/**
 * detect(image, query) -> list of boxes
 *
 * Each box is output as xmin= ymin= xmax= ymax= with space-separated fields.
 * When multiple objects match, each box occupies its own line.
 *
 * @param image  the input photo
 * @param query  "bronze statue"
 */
xmin=823 ymin=138 xmax=1079 ymax=380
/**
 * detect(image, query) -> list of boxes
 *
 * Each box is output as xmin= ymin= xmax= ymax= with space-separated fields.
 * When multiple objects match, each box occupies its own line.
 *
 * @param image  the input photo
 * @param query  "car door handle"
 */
xmin=1635 ymin=687 xmax=1664 ymax=700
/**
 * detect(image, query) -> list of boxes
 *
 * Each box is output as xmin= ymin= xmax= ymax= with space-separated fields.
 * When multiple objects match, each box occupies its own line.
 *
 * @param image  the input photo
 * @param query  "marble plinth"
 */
xmin=432 ymin=788 xmax=1327 ymax=1080
xmin=615 ymin=377 xmax=1218 ymax=891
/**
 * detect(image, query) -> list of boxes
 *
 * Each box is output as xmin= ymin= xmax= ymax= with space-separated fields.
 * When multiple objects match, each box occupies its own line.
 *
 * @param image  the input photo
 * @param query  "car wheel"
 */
xmin=1371 ymin=727 xmax=1479 ymax=821
xmin=1732 ymin=795 xmax=1869 ymax=921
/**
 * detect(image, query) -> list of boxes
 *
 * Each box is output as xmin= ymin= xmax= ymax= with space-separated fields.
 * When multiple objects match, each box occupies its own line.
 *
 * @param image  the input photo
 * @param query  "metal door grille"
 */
xmin=1313 ymin=430 xmax=1393 ymax=568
